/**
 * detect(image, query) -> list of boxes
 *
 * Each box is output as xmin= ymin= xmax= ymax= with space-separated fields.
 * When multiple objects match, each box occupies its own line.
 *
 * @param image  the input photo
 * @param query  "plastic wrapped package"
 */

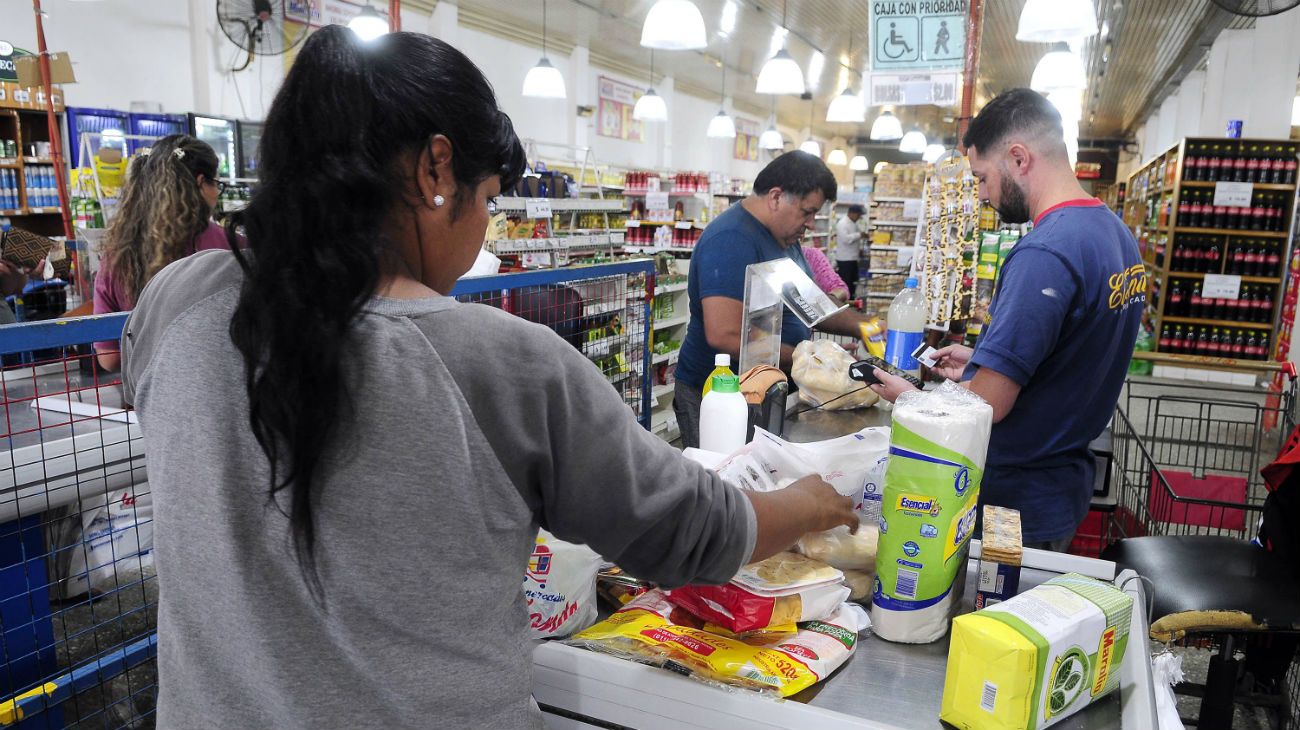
xmin=791 ymin=340 xmax=881 ymax=410
xmin=568 ymin=589 xmax=871 ymax=697
xmin=797 ymin=523 xmax=879 ymax=572
xmin=664 ymin=581 xmax=849 ymax=634
xmin=841 ymin=570 xmax=874 ymax=602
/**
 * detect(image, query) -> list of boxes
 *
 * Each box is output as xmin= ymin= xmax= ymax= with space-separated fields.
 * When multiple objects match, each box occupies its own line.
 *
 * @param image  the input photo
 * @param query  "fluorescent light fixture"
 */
xmin=641 ymin=0 xmax=708 ymax=50
xmin=806 ymin=51 xmax=825 ymax=92
xmin=899 ymin=129 xmax=927 ymax=154
xmin=719 ymin=0 xmax=738 ymax=36
xmin=632 ymin=88 xmax=668 ymax=121
xmin=827 ymin=148 xmax=848 ymax=166
xmin=1031 ymin=43 xmax=1086 ymax=93
xmin=756 ymin=49 xmax=805 ymax=94
xmin=707 ymin=110 xmax=737 ymax=138
xmin=869 ymin=110 xmax=903 ymax=141
xmin=348 ymin=4 xmax=388 ymax=41
xmin=799 ymin=139 xmax=822 ymax=156
xmin=1292 ymin=96 xmax=1300 ymax=126
xmin=849 ymin=155 xmax=870 ymax=171
xmin=922 ymin=144 xmax=945 ymax=163
xmin=759 ymin=125 xmax=784 ymax=150
xmin=826 ymin=88 xmax=866 ymax=123
xmin=522 ymin=58 xmax=567 ymax=99
xmin=1017 ymin=0 xmax=1098 ymax=43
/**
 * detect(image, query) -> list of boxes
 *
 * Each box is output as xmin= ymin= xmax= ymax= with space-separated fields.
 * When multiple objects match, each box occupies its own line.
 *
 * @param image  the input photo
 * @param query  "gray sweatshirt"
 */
xmin=122 ymin=250 xmax=755 ymax=729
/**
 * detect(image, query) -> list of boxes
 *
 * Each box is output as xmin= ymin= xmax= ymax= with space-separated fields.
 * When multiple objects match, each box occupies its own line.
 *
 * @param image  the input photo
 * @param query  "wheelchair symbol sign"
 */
xmin=876 ymin=17 xmax=920 ymax=65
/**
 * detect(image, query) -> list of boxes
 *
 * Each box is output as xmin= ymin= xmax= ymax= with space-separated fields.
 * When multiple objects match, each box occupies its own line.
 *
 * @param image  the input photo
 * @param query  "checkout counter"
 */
xmin=531 ymin=406 xmax=1159 ymax=730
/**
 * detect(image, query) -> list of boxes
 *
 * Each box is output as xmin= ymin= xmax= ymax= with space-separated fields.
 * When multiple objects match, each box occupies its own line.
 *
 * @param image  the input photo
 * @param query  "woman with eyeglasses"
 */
xmin=119 ymin=28 xmax=855 ymax=728
xmin=93 ymin=133 xmax=242 ymax=370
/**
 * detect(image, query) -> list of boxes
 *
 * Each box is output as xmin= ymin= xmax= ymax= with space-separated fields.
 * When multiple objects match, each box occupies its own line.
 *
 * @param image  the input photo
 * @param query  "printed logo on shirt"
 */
xmin=1107 ymin=264 xmax=1148 ymax=310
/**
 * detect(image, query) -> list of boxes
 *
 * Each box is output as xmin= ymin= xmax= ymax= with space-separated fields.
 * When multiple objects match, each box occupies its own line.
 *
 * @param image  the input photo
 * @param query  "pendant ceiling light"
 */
xmin=922 ymin=144 xmax=946 ymax=163
xmin=759 ymin=125 xmax=784 ymax=149
xmin=1047 ymin=91 xmax=1083 ymax=123
xmin=756 ymin=1 xmax=805 ymax=94
xmin=899 ymin=128 xmax=927 ymax=154
xmin=826 ymin=88 xmax=866 ymax=123
xmin=348 ymin=4 xmax=388 ymax=41
xmin=633 ymin=50 xmax=668 ymax=121
xmin=827 ymin=148 xmax=848 ymax=166
xmin=798 ymin=99 xmax=820 ymax=157
xmin=1031 ymin=43 xmax=1086 ymax=94
xmin=523 ymin=0 xmax=567 ymax=99
xmin=641 ymin=0 xmax=708 ymax=50
xmin=1017 ymin=0 xmax=1098 ymax=43
xmin=706 ymin=64 xmax=736 ymax=138
xmin=870 ymin=110 xmax=903 ymax=141
xmin=849 ymin=155 xmax=870 ymax=171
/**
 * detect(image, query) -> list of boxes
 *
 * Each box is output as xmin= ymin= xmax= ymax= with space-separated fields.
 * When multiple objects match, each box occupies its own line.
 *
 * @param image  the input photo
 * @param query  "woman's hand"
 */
xmin=0 ymin=260 xmax=27 ymax=298
xmin=930 ymin=344 xmax=973 ymax=381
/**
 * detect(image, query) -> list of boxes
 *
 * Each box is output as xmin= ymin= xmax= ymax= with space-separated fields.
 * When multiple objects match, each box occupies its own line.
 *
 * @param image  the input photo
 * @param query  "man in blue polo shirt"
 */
xmin=674 ymin=151 xmax=866 ymax=448
xmin=868 ymin=89 xmax=1144 ymax=550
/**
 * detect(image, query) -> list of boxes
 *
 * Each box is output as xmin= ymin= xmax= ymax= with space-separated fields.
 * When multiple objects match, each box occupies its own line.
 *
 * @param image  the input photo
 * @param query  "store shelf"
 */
xmin=869 ymin=245 xmax=911 ymax=251
xmin=488 ymin=234 xmax=621 ymax=254
xmin=713 ymin=191 xmax=748 ymax=199
xmin=622 ymin=189 xmax=708 ymax=197
xmin=1174 ymin=226 xmax=1289 ymax=239
xmin=1161 ymin=316 xmax=1273 ymax=330
xmin=585 ymin=301 xmax=626 ymax=316
xmin=653 ymin=314 xmax=690 ymax=330
xmin=868 ymin=269 xmax=907 ymax=276
xmin=0 ymin=161 xmax=18 ymax=169
xmin=625 ymin=245 xmax=696 ymax=254
xmin=1162 ymin=271 xmax=1282 ymax=284
xmin=656 ymin=281 xmax=688 ymax=294
xmin=805 ymin=232 xmax=830 ymax=238
xmin=0 ymin=209 xmax=21 ymax=216
xmin=872 ymin=196 xmax=919 ymax=203
xmin=652 ymin=383 xmax=675 ymax=400
xmin=872 ymin=220 xmax=918 ymax=227
xmin=495 ymin=198 xmax=624 ymax=213
xmin=583 ymin=335 xmax=620 ymax=358
xmin=652 ymin=348 xmax=680 ymax=365
xmin=1179 ymin=180 xmax=1295 ymax=191
xmin=865 ymin=292 xmax=896 ymax=300
xmin=21 ymin=157 xmax=53 ymax=164
xmin=22 ymin=207 xmax=61 ymax=215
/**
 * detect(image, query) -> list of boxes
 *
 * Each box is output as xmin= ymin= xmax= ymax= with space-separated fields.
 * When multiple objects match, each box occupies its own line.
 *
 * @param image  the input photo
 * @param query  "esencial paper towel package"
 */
xmin=871 ymin=381 xmax=992 ymax=643
xmin=940 ymin=573 xmax=1133 ymax=730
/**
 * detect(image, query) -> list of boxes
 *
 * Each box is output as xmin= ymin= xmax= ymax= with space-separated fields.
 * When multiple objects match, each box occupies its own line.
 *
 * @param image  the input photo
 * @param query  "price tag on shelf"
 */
xmin=646 ymin=191 xmax=670 ymax=211
xmin=626 ymin=220 xmax=641 ymax=228
xmin=610 ymin=231 xmax=625 ymax=244
xmin=896 ymin=247 xmax=916 ymax=269
xmin=674 ymin=221 xmax=692 ymax=230
xmin=902 ymin=199 xmax=923 ymax=221
xmin=1213 ymin=182 xmax=1253 ymax=208
xmin=1203 ymin=274 xmax=1242 ymax=300
xmin=524 ymin=198 xmax=552 ymax=219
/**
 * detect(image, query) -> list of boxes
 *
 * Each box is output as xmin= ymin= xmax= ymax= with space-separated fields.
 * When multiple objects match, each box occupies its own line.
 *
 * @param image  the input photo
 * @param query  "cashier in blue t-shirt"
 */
xmin=868 ymin=89 xmax=1145 ymax=551
xmin=674 ymin=152 xmax=868 ymax=449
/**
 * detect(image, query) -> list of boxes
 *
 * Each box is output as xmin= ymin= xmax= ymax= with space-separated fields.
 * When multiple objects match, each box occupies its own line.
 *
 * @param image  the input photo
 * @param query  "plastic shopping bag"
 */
xmin=62 ymin=487 xmax=154 ymax=599
xmin=791 ymin=340 xmax=880 ymax=410
xmin=525 ymin=530 xmax=603 ymax=638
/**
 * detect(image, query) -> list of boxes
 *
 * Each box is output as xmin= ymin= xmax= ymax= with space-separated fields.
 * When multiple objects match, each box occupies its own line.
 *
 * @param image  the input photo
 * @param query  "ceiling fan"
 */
xmin=1210 ymin=0 xmax=1300 ymax=17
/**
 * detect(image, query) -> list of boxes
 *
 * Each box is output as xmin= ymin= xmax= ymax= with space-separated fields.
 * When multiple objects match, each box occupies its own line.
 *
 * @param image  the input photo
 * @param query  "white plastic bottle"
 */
xmin=885 ymin=277 xmax=926 ymax=376
xmin=699 ymin=373 xmax=748 ymax=455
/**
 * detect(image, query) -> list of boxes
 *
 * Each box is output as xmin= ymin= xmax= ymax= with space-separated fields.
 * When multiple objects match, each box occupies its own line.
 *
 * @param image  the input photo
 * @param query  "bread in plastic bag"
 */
xmin=791 ymin=340 xmax=881 ymax=410
xmin=524 ymin=530 xmax=603 ymax=638
xmin=841 ymin=570 xmax=874 ymax=602
xmin=796 ymin=522 xmax=879 ymax=572
xmin=664 ymin=581 xmax=850 ymax=634
xmin=568 ymin=589 xmax=870 ymax=697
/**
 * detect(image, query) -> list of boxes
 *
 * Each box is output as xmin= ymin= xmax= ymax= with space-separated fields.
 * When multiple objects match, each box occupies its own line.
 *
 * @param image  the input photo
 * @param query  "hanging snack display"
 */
xmin=914 ymin=152 xmax=981 ymax=331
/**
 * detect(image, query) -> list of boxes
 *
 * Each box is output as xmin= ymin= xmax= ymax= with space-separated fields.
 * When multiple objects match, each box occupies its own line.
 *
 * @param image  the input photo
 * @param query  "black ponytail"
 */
xmin=226 ymin=26 xmax=525 ymax=599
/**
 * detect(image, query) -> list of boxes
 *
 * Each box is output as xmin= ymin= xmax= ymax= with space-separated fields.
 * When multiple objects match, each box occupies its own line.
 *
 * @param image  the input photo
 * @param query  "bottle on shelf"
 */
xmin=1159 ymin=324 xmax=1173 ymax=351
xmin=1168 ymin=279 xmax=1185 ymax=316
xmin=1184 ymin=143 xmax=1202 ymax=181
xmin=1230 ymin=286 xmax=1249 ymax=321
xmin=1204 ymin=236 xmax=1221 ymax=273
xmin=1232 ymin=144 xmax=1248 ymax=182
xmin=1285 ymin=146 xmax=1298 ymax=185
xmin=1266 ymin=240 xmax=1281 ymax=278
xmin=1246 ymin=143 xmax=1261 ymax=183
xmin=1189 ymin=280 xmax=1204 ymax=318
xmin=1195 ymin=326 xmax=1210 ymax=355
xmin=1206 ymin=143 xmax=1222 ymax=182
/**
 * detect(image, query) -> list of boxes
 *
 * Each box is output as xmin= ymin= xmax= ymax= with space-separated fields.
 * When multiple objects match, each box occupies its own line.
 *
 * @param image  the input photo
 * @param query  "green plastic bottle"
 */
xmin=701 ymin=353 xmax=735 ymax=396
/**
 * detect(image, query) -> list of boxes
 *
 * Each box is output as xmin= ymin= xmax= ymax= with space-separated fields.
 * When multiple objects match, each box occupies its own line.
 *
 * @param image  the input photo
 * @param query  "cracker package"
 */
xmin=941 ymin=573 xmax=1132 ymax=730
xmin=569 ymin=589 xmax=869 ymax=697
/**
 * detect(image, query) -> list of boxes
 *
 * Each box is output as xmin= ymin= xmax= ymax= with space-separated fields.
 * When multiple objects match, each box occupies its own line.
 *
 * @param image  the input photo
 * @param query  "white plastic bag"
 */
xmin=795 ymin=427 xmax=890 ymax=520
xmin=791 ymin=340 xmax=880 ymax=410
xmin=797 ymin=522 xmax=879 ymax=572
xmin=524 ymin=530 xmax=603 ymax=638
xmin=63 ymin=487 xmax=154 ymax=599
xmin=1152 ymin=652 xmax=1187 ymax=730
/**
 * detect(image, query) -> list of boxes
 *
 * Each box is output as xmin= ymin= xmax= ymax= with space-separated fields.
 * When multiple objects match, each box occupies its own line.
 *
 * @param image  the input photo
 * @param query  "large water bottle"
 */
xmin=885 ymin=277 xmax=927 ymax=376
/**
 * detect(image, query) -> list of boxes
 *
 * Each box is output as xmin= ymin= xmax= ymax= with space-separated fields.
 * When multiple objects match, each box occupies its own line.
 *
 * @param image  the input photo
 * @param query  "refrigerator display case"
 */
xmin=128 ymin=113 xmax=186 ymax=155
xmin=187 ymin=114 xmax=239 ymax=181
xmin=237 ymin=120 xmax=262 ymax=180
xmin=65 ymin=107 xmax=129 ymax=168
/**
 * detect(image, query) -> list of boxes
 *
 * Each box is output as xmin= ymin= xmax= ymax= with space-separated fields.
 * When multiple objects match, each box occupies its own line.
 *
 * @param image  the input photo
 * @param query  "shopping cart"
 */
xmin=0 ymin=313 xmax=155 ymax=729
xmin=1105 ymin=360 xmax=1300 ymax=729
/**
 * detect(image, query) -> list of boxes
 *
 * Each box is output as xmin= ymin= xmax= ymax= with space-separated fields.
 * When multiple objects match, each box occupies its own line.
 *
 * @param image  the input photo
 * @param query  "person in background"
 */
xmin=867 ymin=88 xmax=1143 ymax=552
xmin=93 ymin=134 xmax=243 ymax=370
xmin=801 ymin=243 xmax=851 ymax=304
xmin=673 ymin=152 xmax=867 ymax=449
xmin=833 ymin=204 xmax=865 ymax=296
xmin=121 ymin=28 xmax=855 ymax=729
xmin=0 ymin=259 xmax=34 ymax=325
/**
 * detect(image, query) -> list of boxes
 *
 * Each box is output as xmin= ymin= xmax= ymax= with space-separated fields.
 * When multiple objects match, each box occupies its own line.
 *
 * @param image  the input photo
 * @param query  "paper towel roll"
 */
xmin=871 ymin=382 xmax=992 ymax=643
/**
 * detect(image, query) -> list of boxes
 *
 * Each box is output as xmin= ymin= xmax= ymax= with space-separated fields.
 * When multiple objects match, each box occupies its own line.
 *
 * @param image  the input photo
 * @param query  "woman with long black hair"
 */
xmin=120 ymin=27 xmax=854 ymax=728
